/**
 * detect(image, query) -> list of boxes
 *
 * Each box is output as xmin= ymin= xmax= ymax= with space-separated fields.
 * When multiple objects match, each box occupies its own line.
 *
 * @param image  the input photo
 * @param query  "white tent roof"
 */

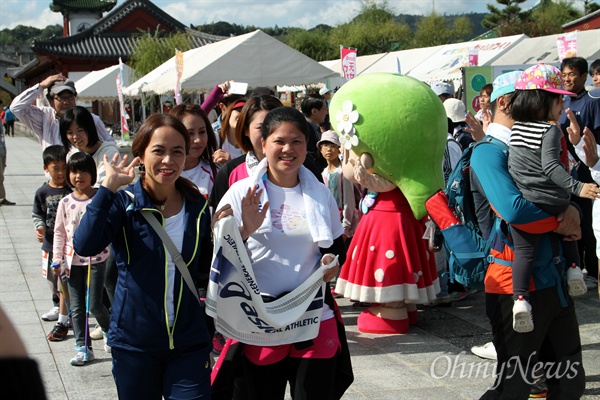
xmin=360 ymin=45 xmax=443 ymax=75
xmin=490 ymin=30 xmax=600 ymax=66
xmin=406 ymin=34 xmax=527 ymax=83
xmin=136 ymin=30 xmax=338 ymax=95
xmin=75 ymin=64 xmax=134 ymax=101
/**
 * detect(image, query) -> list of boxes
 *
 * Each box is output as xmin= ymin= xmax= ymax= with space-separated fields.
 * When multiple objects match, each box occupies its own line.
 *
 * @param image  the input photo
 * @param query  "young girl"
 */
xmin=213 ymin=100 xmax=245 ymax=165
xmin=52 ymin=152 xmax=110 ymax=365
xmin=170 ymin=104 xmax=218 ymax=197
xmin=60 ymin=106 xmax=119 ymax=188
xmin=508 ymin=63 xmax=598 ymax=333
xmin=318 ymin=130 xmax=358 ymax=241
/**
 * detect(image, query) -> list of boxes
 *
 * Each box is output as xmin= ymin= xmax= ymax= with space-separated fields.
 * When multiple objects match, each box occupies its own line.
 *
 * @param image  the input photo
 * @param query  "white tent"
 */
xmin=406 ymin=34 xmax=527 ymax=83
xmin=75 ymin=64 xmax=134 ymax=100
xmin=359 ymin=45 xmax=443 ymax=75
xmin=490 ymin=30 xmax=600 ymax=66
xmin=135 ymin=30 xmax=338 ymax=95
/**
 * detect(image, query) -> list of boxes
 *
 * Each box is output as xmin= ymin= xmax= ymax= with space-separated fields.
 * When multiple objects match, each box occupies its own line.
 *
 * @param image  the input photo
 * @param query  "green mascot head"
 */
xmin=329 ymin=73 xmax=447 ymax=219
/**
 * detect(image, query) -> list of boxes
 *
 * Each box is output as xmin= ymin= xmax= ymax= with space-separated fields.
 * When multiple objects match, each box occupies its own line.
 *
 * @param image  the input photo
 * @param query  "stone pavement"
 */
xmin=1 ymin=131 xmax=599 ymax=399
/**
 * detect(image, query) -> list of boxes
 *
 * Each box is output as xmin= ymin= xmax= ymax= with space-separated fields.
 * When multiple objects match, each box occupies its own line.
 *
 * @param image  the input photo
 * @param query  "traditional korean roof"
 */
xmin=50 ymin=0 xmax=118 ymax=13
xmin=32 ymin=0 xmax=223 ymax=59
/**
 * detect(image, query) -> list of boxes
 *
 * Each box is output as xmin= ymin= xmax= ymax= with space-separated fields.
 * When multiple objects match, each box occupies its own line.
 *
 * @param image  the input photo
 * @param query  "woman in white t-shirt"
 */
xmin=170 ymin=104 xmax=218 ymax=197
xmin=213 ymin=100 xmax=245 ymax=165
xmin=215 ymin=107 xmax=352 ymax=399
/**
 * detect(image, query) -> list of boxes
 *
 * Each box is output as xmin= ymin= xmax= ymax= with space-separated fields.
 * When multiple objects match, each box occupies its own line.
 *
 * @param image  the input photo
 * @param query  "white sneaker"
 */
xmin=90 ymin=324 xmax=103 ymax=340
xmin=567 ymin=264 xmax=587 ymax=297
xmin=41 ymin=306 xmax=59 ymax=321
xmin=70 ymin=348 xmax=95 ymax=366
xmin=512 ymin=295 xmax=534 ymax=333
xmin=471 ymin=342 xmax=497 ymax=360
xmin=103 ymin=332 xmax=111 ymax=353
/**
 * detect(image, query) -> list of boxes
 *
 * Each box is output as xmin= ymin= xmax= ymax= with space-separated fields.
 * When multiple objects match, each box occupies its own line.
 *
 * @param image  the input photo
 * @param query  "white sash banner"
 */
xmin=206 ymin=216 xmax=333 ymax=346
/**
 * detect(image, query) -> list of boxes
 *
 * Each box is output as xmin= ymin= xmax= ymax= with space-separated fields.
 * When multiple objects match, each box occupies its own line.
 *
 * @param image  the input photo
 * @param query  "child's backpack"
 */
xmin=425 ymin=138 xmax=510 ymax=289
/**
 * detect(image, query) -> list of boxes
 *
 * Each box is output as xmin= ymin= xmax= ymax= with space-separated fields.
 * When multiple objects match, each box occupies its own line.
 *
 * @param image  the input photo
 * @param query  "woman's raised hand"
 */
xmin=239 ymin=185 xmax=269 ymax=241
xmin=102 ymin=153 xmax=139 ymax=193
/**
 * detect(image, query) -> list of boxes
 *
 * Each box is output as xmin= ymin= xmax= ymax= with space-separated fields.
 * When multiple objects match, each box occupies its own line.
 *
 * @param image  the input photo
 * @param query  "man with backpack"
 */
xmin=469 ymin=71 xmax=585 ymax=399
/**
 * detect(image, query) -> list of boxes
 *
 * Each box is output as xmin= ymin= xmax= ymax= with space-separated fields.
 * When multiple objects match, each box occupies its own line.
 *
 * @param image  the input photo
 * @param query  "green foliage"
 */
xmin=129 ymin=28 xmax=195 ymax=79
xmin=528 ymin=0 xmax=582 ymax=36
xmin=413 ymin=12 xmax=473 ymax=47
xmin=0 ymin=24 xmax=62 ymax=45
xmin=482 ymin=0 xmax=530 ymax=36
xmin=286 ymin=29 xmax=337 ymax=61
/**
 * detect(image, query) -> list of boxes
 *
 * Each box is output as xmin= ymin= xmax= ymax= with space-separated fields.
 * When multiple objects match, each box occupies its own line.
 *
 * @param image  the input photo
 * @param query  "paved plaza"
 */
xmin=1 ymin=129 xmax=599 ymax=399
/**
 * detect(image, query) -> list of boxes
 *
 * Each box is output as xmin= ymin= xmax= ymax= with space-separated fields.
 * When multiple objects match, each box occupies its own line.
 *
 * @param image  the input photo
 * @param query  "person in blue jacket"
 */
xmin=74 ymin=114 xmax=212 ymax=400
xmin=470 ymin=72 xmax=585 ymax=399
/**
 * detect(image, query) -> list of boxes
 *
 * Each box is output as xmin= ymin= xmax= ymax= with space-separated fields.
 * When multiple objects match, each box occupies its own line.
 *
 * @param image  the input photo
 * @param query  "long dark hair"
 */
xmin=235 ymin=95 xmax=283 ymax=153
xmin=132 ymin=114 xmax=201 ymax=204
xmin=59 ymin=106 xmax=99 ymax=150
xmin=508 ymin=90 xmax=560 ymax=122
xmin=169 ymin=104 xmax=218 ymax=178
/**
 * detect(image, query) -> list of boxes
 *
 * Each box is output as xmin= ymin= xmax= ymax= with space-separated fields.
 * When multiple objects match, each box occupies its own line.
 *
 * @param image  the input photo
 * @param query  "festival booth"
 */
xmin=359 ymin=45 xmax=444 ymax=75
xmin=74 ymin=64 xmax=135 ymax=128
xmin=132 ymin=30 xmax=338 ymax=96
xmin=405 ymin=34 xmax=528 ymax=85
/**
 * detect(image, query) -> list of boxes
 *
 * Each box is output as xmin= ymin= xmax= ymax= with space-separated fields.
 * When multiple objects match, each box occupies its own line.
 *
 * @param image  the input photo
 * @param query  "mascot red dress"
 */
xmin=331 ymin=73 xmax=447 ymax=334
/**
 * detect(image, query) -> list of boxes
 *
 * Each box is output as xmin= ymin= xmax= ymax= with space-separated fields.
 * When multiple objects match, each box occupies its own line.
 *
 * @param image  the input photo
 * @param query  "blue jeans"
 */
xmin=112 ymin=344 xmax=211 ymax=399
xmin=67 ymin=262 xmax=110 ymax=347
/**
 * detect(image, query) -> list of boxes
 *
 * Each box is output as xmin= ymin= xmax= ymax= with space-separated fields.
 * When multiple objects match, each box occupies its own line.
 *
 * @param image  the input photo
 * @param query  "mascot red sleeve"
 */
xmin=330 ymin=73 xmax=447 ymax=334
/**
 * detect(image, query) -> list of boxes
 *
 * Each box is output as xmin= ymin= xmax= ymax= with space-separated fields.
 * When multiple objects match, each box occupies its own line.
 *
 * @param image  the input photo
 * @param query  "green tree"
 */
xmin=129 ymin=28 xmax=195 ymax=79
xmin=582 ymin=0 xmax=600 ymax=14
xmin=413 ymin=12 xmax=473 ymax=47
xmin=285 ymin=28 xmax=337 ymax=61
xmin=482 ymin=0 xmax=530 ymax=36
xmin=528 ymin=0 xmax=582 ymax=36
xmin=329 ymin=0 xmax=413 ymax=55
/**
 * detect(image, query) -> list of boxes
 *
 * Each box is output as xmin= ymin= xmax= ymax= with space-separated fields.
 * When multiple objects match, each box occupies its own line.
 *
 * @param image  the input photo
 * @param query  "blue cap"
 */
xmin=490 ymin=70 xmax=522 ymax=103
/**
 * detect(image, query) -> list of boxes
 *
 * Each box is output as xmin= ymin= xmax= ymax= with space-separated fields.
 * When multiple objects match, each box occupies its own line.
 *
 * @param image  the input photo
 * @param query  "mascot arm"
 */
xmin=352 ymin=158 xmax=396 ymax=192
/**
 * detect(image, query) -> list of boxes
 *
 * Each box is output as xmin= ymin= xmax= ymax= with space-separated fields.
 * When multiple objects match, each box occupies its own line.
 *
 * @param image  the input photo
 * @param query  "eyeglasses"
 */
xmin=54 ymin=94 xmax=76 ymax=102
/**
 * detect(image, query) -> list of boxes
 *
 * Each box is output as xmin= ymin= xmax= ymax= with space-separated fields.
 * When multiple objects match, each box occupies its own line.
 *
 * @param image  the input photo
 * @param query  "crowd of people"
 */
xmin=1 ymin=56 xmax=599 ymax=400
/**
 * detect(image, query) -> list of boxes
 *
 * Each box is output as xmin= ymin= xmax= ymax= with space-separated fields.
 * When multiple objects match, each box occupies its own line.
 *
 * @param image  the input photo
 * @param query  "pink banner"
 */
xmin=116 ymin=74 xmax=130 ymax=140
xmin=557 ymin=32 xmax=577 ymax=61
xmin=341 ymin=47 xmax=357 ymax=80
xmin=175 ymin=50 xmax=184 ymax=105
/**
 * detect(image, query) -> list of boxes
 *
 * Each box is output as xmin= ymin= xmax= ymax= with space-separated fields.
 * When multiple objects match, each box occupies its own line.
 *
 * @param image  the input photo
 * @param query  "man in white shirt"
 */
xmin=12 ymin=74 xmax=114 ymax=149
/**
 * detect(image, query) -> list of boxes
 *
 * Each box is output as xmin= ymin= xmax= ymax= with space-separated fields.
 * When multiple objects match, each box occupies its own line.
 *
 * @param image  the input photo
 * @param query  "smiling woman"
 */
xmin=73 ymin=114 xmax=214 ymax=400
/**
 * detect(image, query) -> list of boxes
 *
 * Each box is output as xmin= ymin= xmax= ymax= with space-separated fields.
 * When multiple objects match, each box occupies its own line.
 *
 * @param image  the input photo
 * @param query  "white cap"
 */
xmin=431 ymin=81 xmax=454 ymax=97
xmin=319 ymin=87 xmax=332 ymax=96
xmin=443 ymin=98 xmax=466 ymax=123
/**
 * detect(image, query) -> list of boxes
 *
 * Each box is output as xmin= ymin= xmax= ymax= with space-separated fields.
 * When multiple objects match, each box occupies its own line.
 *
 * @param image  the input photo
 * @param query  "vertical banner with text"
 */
xmin=341 ymin=46 xmax=357 ymax=80
xmin=117 ymin=57 xmax=130 ymax=140
xmin=557 ymin=32 xmax=577 ymax=61
xmin=175 ymin=50 xmax=184 ymax=105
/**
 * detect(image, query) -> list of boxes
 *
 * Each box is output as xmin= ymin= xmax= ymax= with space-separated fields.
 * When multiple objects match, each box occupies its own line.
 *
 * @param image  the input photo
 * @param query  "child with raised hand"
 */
xmin=52 ymin=152 xmax=110 ymax=365
xmin=33 ymin=145 xmax=72 ymax=340
xmin=318 ymin=130 xmax=358 ymax=241
xmin=507 ymin=64 xmax=599 ymax=333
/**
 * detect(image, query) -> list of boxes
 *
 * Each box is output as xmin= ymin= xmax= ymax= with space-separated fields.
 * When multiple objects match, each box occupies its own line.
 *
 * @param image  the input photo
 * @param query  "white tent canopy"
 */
xmin=406 ymin=34 xmax=527 ymax=83
xmin=75 ymin=64 xmax=134 ymax=101
xmin=134 ymin=30 xmax=338 ymax=95
xmin=490 ymin=30 xmax=600 ymax=66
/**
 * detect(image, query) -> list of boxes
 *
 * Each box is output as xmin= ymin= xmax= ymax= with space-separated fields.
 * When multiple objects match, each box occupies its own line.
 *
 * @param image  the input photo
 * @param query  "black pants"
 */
xmin=572 ymin=196 xmax=598 ymax=278
xmin=511 ymin=228 xmax=579 ymax=299
xmin=242 ymin=354 xmax=338 ymax=400
xmin=479 ymin=288 xmax=585 ymax=400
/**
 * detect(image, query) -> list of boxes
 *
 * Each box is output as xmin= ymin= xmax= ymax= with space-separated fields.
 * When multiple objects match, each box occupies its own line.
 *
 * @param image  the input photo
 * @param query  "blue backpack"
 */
xmin=425 ymin=138 xmax=510 ymax=289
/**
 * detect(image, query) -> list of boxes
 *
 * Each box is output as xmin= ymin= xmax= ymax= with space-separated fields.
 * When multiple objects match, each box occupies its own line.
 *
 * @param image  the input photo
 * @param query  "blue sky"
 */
xmin=0 ymin=0 xmax=556 ymax=31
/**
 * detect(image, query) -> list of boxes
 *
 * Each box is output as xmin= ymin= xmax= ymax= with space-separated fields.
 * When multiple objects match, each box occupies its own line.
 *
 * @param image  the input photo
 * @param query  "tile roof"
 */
xmin=50 ymin=0 xmax=117 ymax=13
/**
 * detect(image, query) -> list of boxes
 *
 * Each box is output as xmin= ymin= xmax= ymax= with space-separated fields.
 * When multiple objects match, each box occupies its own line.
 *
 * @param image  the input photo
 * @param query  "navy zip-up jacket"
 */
xmin=74 ymin=181 xmax=212 ymax=352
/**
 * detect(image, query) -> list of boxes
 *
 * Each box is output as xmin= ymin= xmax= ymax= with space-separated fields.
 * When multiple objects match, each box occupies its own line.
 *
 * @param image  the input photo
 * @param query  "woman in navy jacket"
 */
xmin=74 ymin=114 xmax=212 ymax=400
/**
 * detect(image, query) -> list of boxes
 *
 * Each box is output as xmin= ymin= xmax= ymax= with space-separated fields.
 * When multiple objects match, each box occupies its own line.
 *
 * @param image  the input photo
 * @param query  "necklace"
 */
xmin=160 ymin=202 xmax=167 ymax=211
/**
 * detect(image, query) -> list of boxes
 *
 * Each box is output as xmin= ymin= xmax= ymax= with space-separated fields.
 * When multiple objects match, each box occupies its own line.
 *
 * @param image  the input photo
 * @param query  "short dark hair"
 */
xmin=261 ymin=106 xmax=309 ymax=141
xmin=560 ymin=57 xmax=588 ymax=76
xmin=60 ymin=106 xmax=99 ymax=150
xmin=67 ymin=151 xmax=97 ymax=188
xmin=42 ymin=145 xmax=68 ymax=167
xmin=300 ymin=95 xmax=325 ymax=118
xmin=590 ymin=59 xmax=600 ymax=75
xmin=235 ymin=95 xmax=283 ymax=152
xmin=480 ymin=83 xmax=493 ymax=96
xmin=508 ymin=90 xmax=560 ymax=122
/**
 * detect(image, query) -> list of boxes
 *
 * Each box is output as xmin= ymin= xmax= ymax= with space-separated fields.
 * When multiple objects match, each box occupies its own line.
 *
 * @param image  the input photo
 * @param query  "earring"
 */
xmin=138 ymin=163 xmax=145 ymax=173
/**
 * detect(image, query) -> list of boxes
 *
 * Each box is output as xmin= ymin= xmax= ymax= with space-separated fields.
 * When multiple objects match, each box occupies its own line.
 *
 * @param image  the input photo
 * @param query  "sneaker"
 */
xmin=41 ymin=306 xmax=59 ymax=321
xmin=47 ymin=323 xmax=69 ymax=341
xmin=471 ymin=342 xmax=497 ymax=360
xmin=90 ymin=324 xmax=103 ymax=340
xmin=529 ymin=375 xmax=548 ymax=398
xmin=70 ymin=348 xmax=95 ymax=366
xmin=451 ymin=289 xmax=478 ymax=301
xmin=513 ymin=295 xmax=534 ymax=333
xmin=566 ymin=264 xmax=587 ymax=297
xmin=0 ymin=199 xmax=16 ymax=205
xmin=212 ymin=332 xmax=226 ymax=355
xmin=103 ymin=332 xmax=111 ymax=353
